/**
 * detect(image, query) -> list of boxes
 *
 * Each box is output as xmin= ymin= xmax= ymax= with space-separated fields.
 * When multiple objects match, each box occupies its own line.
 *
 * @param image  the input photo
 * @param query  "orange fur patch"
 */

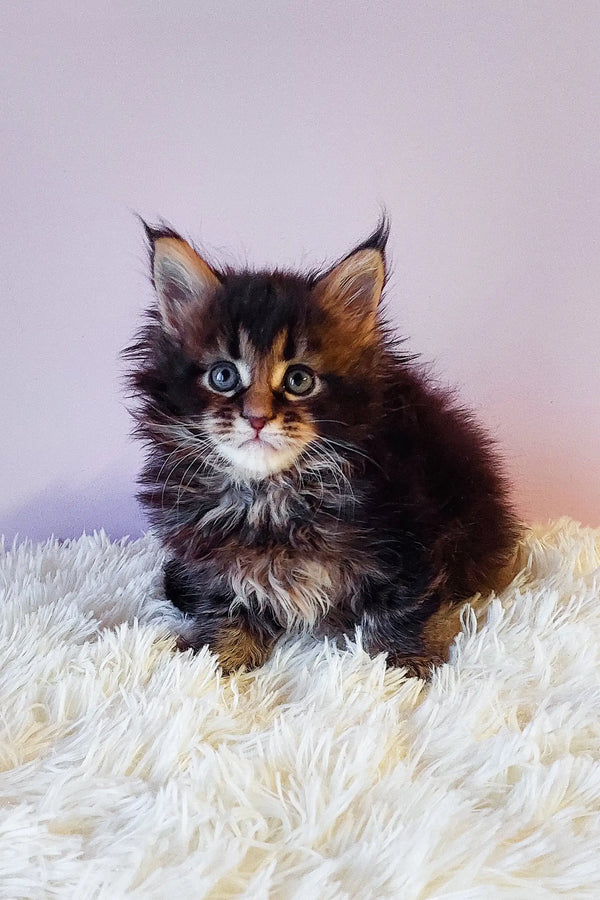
xmin=213 ymin=623 xmax=274 ymax=673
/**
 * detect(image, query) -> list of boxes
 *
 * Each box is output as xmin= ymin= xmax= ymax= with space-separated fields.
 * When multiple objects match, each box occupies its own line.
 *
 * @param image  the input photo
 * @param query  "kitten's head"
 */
xmin=129 ymin=218 xmax=391 ymax=482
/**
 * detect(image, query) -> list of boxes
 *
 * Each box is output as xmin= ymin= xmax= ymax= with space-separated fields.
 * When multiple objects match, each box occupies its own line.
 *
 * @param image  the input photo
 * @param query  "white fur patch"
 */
xmin=229 ymin=551 xmax=335 ymax=629
xmin=216 ymin=436 xmax=302 ymax=478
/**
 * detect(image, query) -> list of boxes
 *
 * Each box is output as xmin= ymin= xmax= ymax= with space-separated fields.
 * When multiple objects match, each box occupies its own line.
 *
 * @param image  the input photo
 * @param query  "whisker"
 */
xmin=161 ymin=446 xmax=205 ymax=510
xmin=318 ymin=435 xmax=387 ymax=477
xmin=311 ymin=418 xmax=352 ymax=427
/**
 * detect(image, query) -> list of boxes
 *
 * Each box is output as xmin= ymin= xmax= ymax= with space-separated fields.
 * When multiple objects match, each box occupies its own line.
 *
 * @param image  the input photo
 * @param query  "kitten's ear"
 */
xmin=314 ymin=218 xmax=388 ymax=332
xmin=145 ymin=225 xmax=221 ymax=336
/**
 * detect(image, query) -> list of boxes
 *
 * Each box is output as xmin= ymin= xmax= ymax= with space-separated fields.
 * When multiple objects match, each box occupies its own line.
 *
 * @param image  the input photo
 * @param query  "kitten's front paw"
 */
xmin=213 ymin=624 xmax=274 ymax=673
xmin=386 ymin=652 xmax=446 ymax=680
xmin=173 ymin=623 xmax=275 ymax=674
xmin=174 ymin=634 xmax=194 ymax=653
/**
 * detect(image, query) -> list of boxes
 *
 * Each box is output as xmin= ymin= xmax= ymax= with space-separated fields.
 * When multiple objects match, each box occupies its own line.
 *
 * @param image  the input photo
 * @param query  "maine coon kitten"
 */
xmin=125 ymin=218 xmax=520 ymax=677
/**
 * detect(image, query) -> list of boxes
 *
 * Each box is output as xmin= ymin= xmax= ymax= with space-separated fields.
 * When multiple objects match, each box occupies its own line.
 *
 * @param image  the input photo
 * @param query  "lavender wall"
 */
xmin=2 ymin=0 xmax=599 ymax=541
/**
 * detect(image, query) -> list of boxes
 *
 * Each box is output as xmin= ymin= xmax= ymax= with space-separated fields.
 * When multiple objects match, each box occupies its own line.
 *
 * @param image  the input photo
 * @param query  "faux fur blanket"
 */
xmin=1 ymin=519 xmax=599 ymax=898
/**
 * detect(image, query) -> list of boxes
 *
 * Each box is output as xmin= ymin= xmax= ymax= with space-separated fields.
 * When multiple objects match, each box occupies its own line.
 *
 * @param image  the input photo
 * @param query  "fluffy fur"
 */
xmin=1 ymin=520 xmax=600 ymax=895
xmin=125 ymin=219 xmax=521 ymax=675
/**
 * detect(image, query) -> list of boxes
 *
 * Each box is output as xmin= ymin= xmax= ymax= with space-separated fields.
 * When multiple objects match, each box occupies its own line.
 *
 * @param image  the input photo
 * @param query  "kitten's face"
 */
xmin=141 ymin=226 xmax=387 ymax=481
xmin=197 ymin=330 xmax=322 ymax=479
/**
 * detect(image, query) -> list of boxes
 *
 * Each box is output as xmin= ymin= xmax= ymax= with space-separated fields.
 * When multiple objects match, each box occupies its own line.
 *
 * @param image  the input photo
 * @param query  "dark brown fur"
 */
xmin=124 ymin=217 xmax=521 ymax=678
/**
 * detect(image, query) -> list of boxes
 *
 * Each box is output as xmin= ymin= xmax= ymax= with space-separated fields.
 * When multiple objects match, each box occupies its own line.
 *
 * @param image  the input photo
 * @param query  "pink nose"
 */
xmin=247 ymin=415 xmax=267 ymax=433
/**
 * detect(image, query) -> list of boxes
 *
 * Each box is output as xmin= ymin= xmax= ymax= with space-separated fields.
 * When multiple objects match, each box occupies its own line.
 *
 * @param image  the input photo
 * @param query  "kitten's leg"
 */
xmin=360 ymin=601 xmax=453 ymax=679
xmin=205 ymin=615 xmax=279 ymax=673
xmin=177 ymin=614 xmax=278 ymax=674
xmin=164 ymin=558 xmax=203 ymax=614
xmin=165 ymin=559 xmax=280 ymax=673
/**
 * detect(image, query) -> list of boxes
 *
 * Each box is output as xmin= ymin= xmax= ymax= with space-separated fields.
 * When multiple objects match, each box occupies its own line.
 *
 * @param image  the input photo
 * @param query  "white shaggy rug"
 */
xmin=1 ymin=519 xmax=600 ymax=898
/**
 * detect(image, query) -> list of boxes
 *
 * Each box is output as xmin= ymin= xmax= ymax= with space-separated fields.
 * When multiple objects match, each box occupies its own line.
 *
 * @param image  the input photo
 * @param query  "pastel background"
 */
xmin=2 ymin=0 xmax=599 ymax=542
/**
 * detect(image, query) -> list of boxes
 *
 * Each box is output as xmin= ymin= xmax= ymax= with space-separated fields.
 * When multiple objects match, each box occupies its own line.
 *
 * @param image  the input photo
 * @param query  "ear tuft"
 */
xmin=140 ymin=217 xmax=183 ymax=246
xmin=350 ymin=212 xmax=390 ymax=255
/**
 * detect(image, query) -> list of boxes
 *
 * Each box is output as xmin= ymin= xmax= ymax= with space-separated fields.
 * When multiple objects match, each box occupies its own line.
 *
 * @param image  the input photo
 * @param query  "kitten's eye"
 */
xmin=208 ymin=361 xmax=240 ymax=392
xmin=284 ymin=365 xmax=315 ymax=396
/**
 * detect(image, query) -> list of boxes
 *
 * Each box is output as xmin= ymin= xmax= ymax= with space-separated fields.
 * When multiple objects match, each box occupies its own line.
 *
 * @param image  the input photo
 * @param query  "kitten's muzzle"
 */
xmin=241 ymin=383 xmax=274 ymax=429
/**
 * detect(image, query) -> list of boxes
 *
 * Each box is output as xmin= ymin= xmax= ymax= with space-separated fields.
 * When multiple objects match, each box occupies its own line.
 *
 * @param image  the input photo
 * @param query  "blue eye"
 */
xmin=208 ymin=361 xmax=240 ymax=392
xmin=284 ymin=365 xmax=315 ymax=396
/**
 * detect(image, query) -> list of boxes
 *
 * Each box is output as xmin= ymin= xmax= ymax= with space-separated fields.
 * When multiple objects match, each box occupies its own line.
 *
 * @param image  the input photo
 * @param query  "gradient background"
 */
xmin=2 ymin=0 xmax=599 ymax=542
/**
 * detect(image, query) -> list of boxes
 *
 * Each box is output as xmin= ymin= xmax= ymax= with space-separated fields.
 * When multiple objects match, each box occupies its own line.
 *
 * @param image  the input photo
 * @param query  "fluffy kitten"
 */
xmin=125 ymin=218 xmax=520 ymax=677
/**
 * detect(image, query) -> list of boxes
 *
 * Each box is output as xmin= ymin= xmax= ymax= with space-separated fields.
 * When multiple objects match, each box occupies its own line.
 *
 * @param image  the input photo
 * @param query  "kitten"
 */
xmin=125 ymin=217 xmax=521 ymax=677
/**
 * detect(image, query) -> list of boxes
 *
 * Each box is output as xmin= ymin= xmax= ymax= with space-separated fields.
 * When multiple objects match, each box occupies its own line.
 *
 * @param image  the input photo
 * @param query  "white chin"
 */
xmin=217 ymin=441 xmax=299 ymax=479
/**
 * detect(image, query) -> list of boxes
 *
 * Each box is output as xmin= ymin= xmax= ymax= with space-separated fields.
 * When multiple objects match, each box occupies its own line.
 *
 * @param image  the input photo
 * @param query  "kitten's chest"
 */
xmin=228 ymin=545 xmax=347 ymax=629
xmin=222 ymin=481 xmax=361 ymax=630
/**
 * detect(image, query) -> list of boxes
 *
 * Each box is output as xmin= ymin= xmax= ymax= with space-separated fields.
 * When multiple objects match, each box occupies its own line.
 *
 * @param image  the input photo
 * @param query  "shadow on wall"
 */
xmin=1 ymin=464 xmax=148 ymax=544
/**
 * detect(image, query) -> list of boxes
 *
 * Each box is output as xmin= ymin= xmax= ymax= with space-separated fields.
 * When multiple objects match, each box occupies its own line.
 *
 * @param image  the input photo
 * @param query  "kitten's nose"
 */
xmin=246 ymin=415 xmax=268 ymax=434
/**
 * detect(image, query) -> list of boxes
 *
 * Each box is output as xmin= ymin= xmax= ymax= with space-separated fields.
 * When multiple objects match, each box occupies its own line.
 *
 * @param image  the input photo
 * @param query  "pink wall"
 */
xmin=2 ymin=0 xmax=599 ymax=541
